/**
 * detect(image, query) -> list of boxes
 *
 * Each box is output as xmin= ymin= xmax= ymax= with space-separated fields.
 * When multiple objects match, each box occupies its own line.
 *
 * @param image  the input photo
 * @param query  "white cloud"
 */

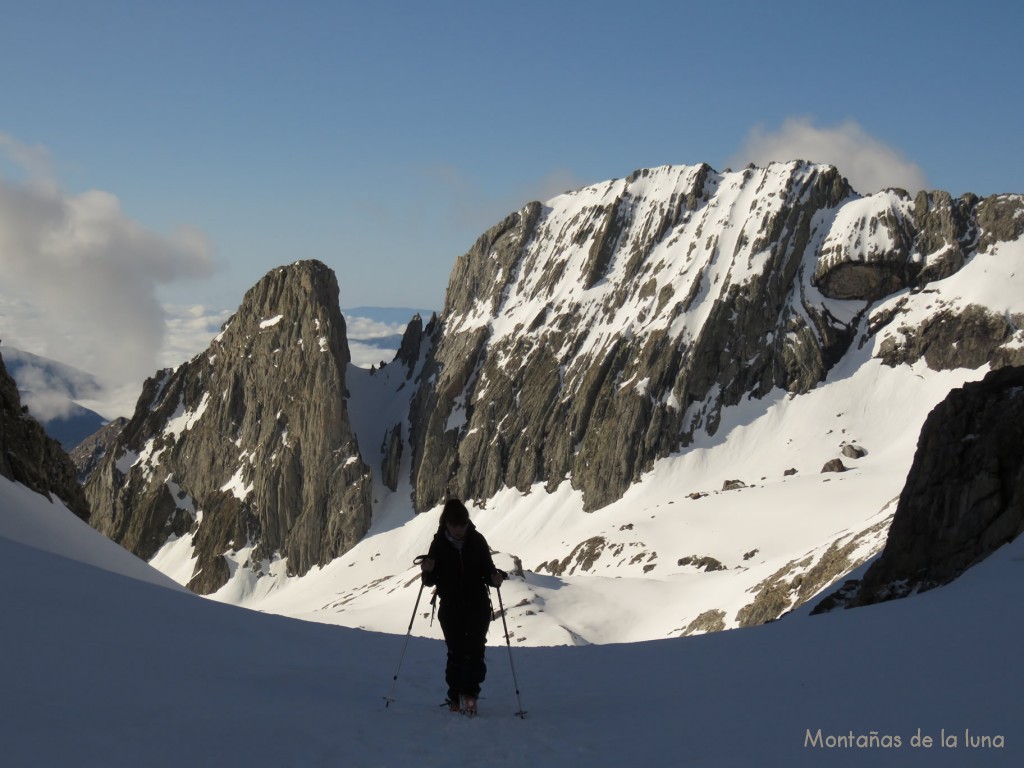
xmin=425 ymin=165 xmax=591 ymax=231
xmin=344 ymin=316 xmax=408 ymax=340
xmin=727 ymin=117 xmax=929 ymax=195
xmin=8 ymin=364 xmax=84 ymax=422
xmin=21 ymin=389 xmax=78 ymax=422
xmin=160 ymin=304 xmax=233 ymax=370
xmin=0 ymin=134 xmax=56 ymax=184
xmin=0 ymin=134 xmax=216 ymax=393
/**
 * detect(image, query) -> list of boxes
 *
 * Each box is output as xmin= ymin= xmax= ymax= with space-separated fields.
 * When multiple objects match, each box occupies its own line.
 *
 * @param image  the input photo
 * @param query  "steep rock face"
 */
xmin=876 ymin=303 xmax=1024 ymax=371
xmin=83 ymin=261 xmax=372 ymax=594
xmin=407 ymin=162 xmax=1023 ymax=512
xmin=816 ymin=366 xmax=1024 ymax=610
xmin=0 ymin=346 xmax=90 ymax=520
xmin=811 ymin=191 xmax=1023 ymax=301
xmin=69 ymin=416 xmax=127 ymax=483
xmin=813 ymin=191 xmax=919 ymax=300
xmin=866 ymin=192 xmax=1024 ymax=372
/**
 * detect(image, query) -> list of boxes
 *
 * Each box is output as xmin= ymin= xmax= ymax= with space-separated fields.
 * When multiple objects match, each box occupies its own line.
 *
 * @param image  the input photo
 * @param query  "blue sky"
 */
xmin=1 ymin=0 xmax=1023 ymax=390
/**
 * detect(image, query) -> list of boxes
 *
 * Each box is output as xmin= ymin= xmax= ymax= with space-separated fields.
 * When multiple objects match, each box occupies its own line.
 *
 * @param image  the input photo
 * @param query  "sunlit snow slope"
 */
xmin=134 ymin=167 xmax=1024 ymax=646
xmin=208 ymin=242 xmax=1022 ymax=644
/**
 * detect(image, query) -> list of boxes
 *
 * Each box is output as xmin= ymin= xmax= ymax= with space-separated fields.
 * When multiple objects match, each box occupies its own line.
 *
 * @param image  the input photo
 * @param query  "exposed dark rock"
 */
xmin=812 ymin=190 xmax=918 ymax=300
xmin=681 ymin=609 xmax=726 ymax=636
xmin=678 ymin=555 xmax=727 ymax=572
xmin=846 ymin=365 xmax=1024 ymax=605
xmin=976 ymin=194 xmax=1024 ymax=252
xmin=877 ymin=304 xmax=1023 ymax=371
xmin=821 ymin=459 xmax=848 ymax=473
xmin=394 ymin=312 xmax=431 ymax=378
xmin=64 ymin=163 xmax=1024 ymax=609
xmin=69 ymin=417 xmax=128 ymax=483
xmin=82 ymin=261 xmax=372 ymax=594
xmin=740 ymin=516 xmax=890 ymax=626
xmin=735 ymin=573 xmax=793 ymax=628
xmin=910 ymin=190 xmax=973 ymax=282
xmin=536 ymin=536 xmax=608 ymax=576
xmin=0 ymin=346 xmax=108 ymax=450
xmin=721 ymin=479 xmax=747 ymax=491
xmin=442 ymin=203 xmax=544 ymax=319
xmin=813 ymin=191 xmax=1023 ymax=302
xmin=841 ymin=444 xmax=867 ymax=459
xmin=381 ymin=424 xmax=403 ymax=492
xmin=809 ymin=579 xmax=861 ymax=614
xmin=0 ymin=345 xmax=90 ymax=522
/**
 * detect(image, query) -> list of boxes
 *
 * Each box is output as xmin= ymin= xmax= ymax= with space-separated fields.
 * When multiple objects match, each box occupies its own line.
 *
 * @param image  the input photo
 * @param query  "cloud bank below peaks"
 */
xmin=0 ymin=134 xmax=216 ymax=391
xmin=728 ymin=117 xmax=929 ymax=196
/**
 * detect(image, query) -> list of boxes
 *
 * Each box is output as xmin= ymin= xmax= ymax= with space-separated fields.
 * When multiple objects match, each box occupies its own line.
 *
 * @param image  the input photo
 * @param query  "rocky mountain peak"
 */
xmin=76 ymin=162 xmax=1024 ymax=611
xmin=83 ymin=260 xmax=372 ymax=594
xmin=406 ymin=161 xmax=1024 ymax=513
xmin=221 ymin=259 xmax=350 ymax=362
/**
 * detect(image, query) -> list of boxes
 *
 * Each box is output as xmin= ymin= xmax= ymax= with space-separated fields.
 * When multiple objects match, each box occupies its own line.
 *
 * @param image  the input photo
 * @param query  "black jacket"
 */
xmin=421 ymin=522 xmax=497 ymax=609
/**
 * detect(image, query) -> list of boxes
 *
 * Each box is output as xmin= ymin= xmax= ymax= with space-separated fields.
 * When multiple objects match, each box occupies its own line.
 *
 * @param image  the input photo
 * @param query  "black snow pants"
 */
xmin=438 ymin=599 xmax=491 ymax=700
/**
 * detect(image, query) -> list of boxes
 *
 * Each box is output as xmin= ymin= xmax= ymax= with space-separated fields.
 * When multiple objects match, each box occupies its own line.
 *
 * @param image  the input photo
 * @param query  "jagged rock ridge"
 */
xmin=76 ymin=161 xmax=1024 ymax=614
xmin=69 ymin=416 xmax=127 ymax=483
xmin=83 ymin=261 xmax=373 ymax=594
xmin=408 ymin=162 xmax=1024 ymax=512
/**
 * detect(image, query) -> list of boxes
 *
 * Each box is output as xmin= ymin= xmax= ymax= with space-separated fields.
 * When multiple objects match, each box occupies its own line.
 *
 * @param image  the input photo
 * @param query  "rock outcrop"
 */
xmin=0 ymin=345 xmax=90 ymax=521
xmin=69 ymin=416 xmax=127 ymax=483
xmin=814 ymin=366 xmax=1024 ymax=611
xmin=83 ymin=261 xmax=372 ymax=594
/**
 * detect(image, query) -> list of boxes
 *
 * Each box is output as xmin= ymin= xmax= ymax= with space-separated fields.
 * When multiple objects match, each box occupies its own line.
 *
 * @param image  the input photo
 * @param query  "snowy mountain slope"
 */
xmin=205 ymin=352 xmax=979 ymax=645
xmin=189 ymin=223 xmax=1023 ymax=645
xmin=81 ymin=161 xmax=1024 ymax=643
xmin=0 ymin=475 xmax=182 ymax=590
xmin=2 ymin=477 xmax=1020 ymax=767
xmin=408 ymin=163 xmax=1023 ymax=521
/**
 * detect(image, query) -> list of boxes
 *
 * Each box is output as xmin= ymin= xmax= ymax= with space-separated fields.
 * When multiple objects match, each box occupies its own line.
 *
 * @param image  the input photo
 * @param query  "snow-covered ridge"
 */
xmin=79 ymin=163 xmax=1024 ymax=649
xmin=452 ymin=163 xmax=840 ymax=345
xmin=817 ymin=191 xmax=911 ymax=267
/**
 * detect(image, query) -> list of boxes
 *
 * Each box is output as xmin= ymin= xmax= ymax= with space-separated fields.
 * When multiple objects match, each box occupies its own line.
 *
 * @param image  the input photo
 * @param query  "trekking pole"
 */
xmin=384 ymin=558 xmax=428 ymax=709
xmin=495 ymin=583 xmax=527 ymax=719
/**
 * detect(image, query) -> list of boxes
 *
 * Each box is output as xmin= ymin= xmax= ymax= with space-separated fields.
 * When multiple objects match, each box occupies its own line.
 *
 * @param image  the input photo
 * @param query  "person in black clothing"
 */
xmin=420 ymin=498 xmax=504 ymax=714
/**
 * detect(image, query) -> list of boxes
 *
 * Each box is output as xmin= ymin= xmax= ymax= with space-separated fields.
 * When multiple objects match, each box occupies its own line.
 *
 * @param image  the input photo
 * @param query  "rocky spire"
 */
xmin=83 ymin=260 xmax=372 ymax=594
